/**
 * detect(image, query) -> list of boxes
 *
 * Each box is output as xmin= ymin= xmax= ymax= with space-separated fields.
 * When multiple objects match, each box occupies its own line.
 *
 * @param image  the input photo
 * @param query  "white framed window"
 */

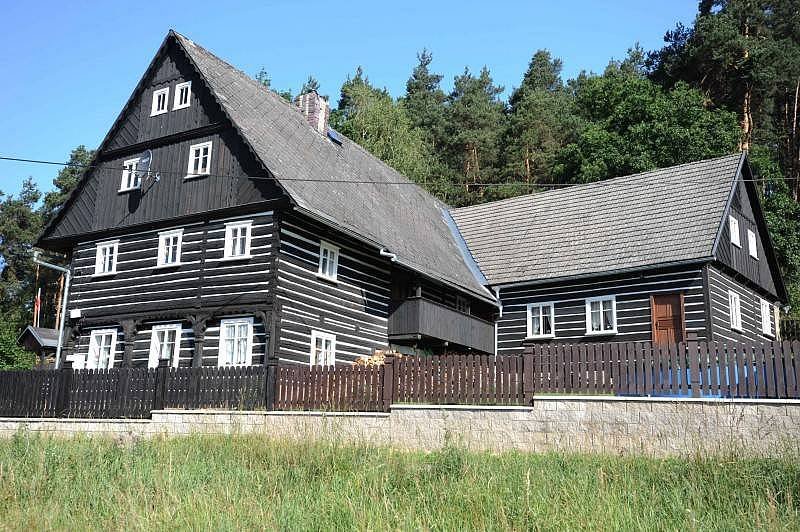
xmin=119 ymin=157 xmax=141 ymax=191
xmin=310 ymin=330 xmax=336 ymax=366
xmin=218 ymin=318 xmax=253 ymax=367
xmin=729 ymin=215 xmax=741 ymax=247
xmin=186 ymin=141 xmax=212 ymax=177
xmin=173 ymin=81 xmax=191 ymax=110
xmin=747 ymin=229 xmax=758 ymax=259
xmin=157 ymin=229 xmax=183 ymax=266
xmin=585 ymin=296 xmax=617 ymax=335
xmin=317 ymin=241 xmax=339 ymax=281
xmin=527 ymin=302 xmax=555 ymax=339
xmin=455 ymin=295 xmax=471 ymax=314
xmin=760 ymin=299 xmax=773 ymax=337
xmin=223 ymin=221 xmax=252 ymax=259
xmin=728 ymin=290 xmax=742 ymax=332
xmin=94 ymin=240 xmax=119 ymax=276
xmin=151 ymin=87 xmax=169 ymax=116
xmin=148 ymin=324 xmax=182 ymax=368
xmin=86 ymin=329 xmax=117 ymax=369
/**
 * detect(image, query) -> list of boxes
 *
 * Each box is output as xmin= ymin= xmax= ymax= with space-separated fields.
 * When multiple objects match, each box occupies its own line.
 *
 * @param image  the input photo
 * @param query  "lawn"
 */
xmin=0 ymin=434 xmax=798 ymax=530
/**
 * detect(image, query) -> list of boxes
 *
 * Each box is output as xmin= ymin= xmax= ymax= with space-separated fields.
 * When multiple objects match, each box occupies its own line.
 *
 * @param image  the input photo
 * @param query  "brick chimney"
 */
xmin=294 ymin=90 xmax=330 ymax=134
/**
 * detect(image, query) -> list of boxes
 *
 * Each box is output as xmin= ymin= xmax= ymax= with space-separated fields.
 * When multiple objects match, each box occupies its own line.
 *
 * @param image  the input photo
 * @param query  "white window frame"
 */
xmin=157 ymin=229 xmax=183 ymax=267
xmin=223 ymin=220 xmax=252 ymax=259
xmin=728 ymin=290 xmax=743 ymax=332
xmin=218 ymin=317 xmax=253 ymax=367
xmin=86 ymin=329 xmax=117 ymax=369
xmin=729 ymin=215 xmax=741 ymax=247
xmin=186 ymin=141 xmax=212 ymax=178
xmin=747 ymin=229 xmax=758 ymax=259
xmin=173 ymin=81 xmax=191 ymax=110
xmin=93 ymin=240 xmax=119 ymax=276
xmin=309 ymin=330 xmax=336 ymax=366
xmin=119 ymin=157 xmax=141 ymax=192
xmin=317 ymin=241 xmax=340 ymax=281
xmin=585 ymin=295 xmax=617 ymax=335
xmin=148 ymin=323 xmax=182 ymax=368
xmin=151 ymin=87 xmax=170 ymax=116
xmin=526 ymin=302 xmax=555 ymax=339
xmin=760 ymin=299 xmax=773 ymax=337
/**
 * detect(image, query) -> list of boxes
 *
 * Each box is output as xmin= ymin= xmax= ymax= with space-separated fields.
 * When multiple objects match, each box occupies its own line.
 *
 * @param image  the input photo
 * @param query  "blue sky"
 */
xmin=0 ymin=0 xmax=697 ymax=197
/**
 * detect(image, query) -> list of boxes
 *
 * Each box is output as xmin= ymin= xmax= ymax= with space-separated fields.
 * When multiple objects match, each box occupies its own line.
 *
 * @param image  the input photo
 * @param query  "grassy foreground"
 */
xmin=0 ymin=434 xmax=798 ymax=530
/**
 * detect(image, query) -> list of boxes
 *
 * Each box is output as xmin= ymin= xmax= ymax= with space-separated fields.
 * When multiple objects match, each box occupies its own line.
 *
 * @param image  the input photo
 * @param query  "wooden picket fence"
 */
xmin=274 ymin=364 xmax=387 ymax=412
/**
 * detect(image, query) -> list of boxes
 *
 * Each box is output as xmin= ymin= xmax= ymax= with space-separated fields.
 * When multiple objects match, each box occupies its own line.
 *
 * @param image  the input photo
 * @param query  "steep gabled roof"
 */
xmin=451 ymin=153 xmax=746 ymax=287
xmin=40 ymin=31 xmax=494 ymax=304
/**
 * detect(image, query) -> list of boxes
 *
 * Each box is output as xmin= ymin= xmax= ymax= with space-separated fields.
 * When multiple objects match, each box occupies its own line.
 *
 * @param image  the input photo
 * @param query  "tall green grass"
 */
xmin=0 ymin=433 xmax=798 ymax=530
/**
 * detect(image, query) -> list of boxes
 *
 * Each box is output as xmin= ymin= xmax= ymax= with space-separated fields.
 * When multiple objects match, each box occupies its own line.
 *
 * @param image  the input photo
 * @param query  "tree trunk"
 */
xmin=740 ymin=83 xmax=753 ymax=152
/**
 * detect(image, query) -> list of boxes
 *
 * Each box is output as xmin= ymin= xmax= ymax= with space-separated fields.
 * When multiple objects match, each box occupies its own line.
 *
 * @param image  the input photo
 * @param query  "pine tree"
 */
xmin=402 ymin=50 xmax=447 ymax=151
xmin=41 ymin=145 xmax=94 ymax=224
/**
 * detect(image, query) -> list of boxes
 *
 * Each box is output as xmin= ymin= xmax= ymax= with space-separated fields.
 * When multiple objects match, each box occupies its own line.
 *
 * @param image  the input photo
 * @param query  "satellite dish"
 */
xmin=136 ymin=149 xmax=159 ymax=189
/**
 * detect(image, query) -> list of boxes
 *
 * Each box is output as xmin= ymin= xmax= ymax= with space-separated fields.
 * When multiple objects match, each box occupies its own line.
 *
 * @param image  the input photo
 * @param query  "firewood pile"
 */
xmin=352 ymin=349 xmax=408 ymax=366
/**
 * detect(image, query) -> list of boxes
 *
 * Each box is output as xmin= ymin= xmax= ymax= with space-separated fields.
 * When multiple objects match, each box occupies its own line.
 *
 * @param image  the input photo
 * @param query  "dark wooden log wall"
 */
xmin=706 ymin=264 xmax=777 ymax=344
xmin=275 ymin=212 xmax=392 ymax=365
xmin=496 ymin=265 xmax=708 ymax=355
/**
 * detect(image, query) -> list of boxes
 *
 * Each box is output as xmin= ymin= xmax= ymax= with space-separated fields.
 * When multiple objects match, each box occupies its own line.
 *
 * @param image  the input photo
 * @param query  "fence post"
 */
xmin=687 ymin=339 xmax=701 ymax=398
xmin=153 ymin=367 xmax=168 ymax=411
xmin=55 ymin=368 xmax=72 ymax=418
xmin=522 ymin=349 xmax=535 ymax=405
xmin=382 ymin=355 xmax=395 ymax=412
xmin=265 ymin=362 xmax=277 ymax=411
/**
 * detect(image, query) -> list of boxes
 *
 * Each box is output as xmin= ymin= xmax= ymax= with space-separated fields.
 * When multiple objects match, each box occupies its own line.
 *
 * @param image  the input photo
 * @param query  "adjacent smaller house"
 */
xmin=452 ymin=153 xmax=788 ymax=354
xmin=17 ymin=326 xmax=59 ymax=367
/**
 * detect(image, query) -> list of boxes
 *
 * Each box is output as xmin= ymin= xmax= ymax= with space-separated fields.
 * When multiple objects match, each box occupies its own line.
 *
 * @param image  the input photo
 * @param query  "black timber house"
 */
xmin=37 ymin=31 xmax=496 ymax=370
xmin=451 ymin=153 xmax=789 ymax=354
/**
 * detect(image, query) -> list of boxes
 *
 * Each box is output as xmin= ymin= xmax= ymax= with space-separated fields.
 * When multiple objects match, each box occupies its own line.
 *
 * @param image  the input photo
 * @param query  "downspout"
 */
xmin=494 ymin=286 xmax=501 ymax=357
xmin=32 ymin=251 xmax=71 ymax=369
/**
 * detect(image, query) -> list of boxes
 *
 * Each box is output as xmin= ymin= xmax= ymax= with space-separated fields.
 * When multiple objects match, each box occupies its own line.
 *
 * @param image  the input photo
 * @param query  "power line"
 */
xmin=0 ymin=154 xmax=793 ymax=192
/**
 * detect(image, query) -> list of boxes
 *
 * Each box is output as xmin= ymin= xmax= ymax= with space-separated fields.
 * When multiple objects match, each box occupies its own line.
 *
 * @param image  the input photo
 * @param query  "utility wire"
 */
xmin=0 ymin=154 xmax=792 ymax=191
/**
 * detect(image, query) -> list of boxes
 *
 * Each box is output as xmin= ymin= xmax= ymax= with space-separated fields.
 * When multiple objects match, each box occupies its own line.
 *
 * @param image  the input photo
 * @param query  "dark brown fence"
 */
xmin=275 ymin=364 xmax=387 ymax=412
xmin=528 ymin=341 xmax=800 ymax=398
xmin=392 ymin=354 xmax=531 ymax=405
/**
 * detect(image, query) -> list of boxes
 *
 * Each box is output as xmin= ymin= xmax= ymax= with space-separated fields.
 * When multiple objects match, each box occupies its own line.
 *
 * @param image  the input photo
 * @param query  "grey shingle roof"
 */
xmin=18 ymin=326 xmax=59 ymax=349
xmin=451 ymin=153 xmax=744 ymax=286
xmin=174 ymin=33 xmax=493 ymax=303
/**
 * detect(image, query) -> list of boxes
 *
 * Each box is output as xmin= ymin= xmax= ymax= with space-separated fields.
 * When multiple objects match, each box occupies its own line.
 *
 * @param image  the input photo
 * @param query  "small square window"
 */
xmin=310 ymin=330 xmax=336 ymax=366
xmin=317 ymin=241 xmax=339 ymax=280
xmin=527 ymin=302 xmax=555 ymax=339
xmin=173 ymin=81 xmax=191 ymax=110
xmin=186 ymin=141 xmax=212 ymax=177
xmin=157 ymin=229 xmax=183 ymax=266
xmin=224 ymin=221 xmax=252 ymax=259
xmin=148 ymin=324 xmax=182 ymax=368
xmin=151 ymin=87 xmax=169 ymax=116
xmin=729 ymin=216 xmax=741 ymax=248
xmin=94 ymin=240 xmax=119 ymax=276
xmin=585 ymin=296 xmax=617 ymax=335
xmin=219 ymin=318 xmax=253 ymax=367
xmin=86 ymin=329 xmax=117 ymax=369
xmin=747 ymin=229 xmax=758 ymax=259
xmin=728 ymin=290 xmax=742 ymax=332
xmin=120 ymin=158 xmax=142 ymax=191
xmin=760 ymin=299 xmax=772 ymax=337
xmin=455 ymin=295 xmax=471 ymax=314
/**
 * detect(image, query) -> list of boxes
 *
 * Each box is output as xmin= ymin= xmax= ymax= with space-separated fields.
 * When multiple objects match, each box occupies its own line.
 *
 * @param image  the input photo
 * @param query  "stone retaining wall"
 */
xmin=2 ymin=397 xmax=799 ymax=457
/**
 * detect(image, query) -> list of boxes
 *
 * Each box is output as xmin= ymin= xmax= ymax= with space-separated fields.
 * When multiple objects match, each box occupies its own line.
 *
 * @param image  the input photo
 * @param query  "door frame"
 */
xmin=650 ymin=292 xmax=687 ymax=344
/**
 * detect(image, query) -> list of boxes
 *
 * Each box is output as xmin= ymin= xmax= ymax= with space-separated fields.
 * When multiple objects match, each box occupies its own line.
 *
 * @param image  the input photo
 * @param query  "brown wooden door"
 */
xmin=651 ymin=294 xmax=685 ymax=345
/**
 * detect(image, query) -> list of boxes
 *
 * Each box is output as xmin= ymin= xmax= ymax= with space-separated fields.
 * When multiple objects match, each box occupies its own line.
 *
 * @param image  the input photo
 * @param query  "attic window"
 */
xmin=119 ymin=158 xmax=141 ymax=191
xmin=174 ymin=81 xmax=191 ymax=110
xmin=186 ymin=141 xmax=212 ymax=178
xmin=729 ymin=216 xmax=741 ymax=247
xmin=151 ymin=87 xmax=169 ymax=116
xmin=747 ymin=229 xmax=758 ymax=259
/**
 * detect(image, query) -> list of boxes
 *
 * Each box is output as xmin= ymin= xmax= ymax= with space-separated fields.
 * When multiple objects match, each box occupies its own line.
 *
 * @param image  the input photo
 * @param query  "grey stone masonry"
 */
xmin=2 ymin=397 xmax=799 ymax=457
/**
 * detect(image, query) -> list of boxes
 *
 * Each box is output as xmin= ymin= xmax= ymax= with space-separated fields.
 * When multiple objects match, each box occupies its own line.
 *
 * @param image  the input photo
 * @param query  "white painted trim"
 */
xmin=93 ymin=240 xmax=119 ymax=276
xmin=317 ymin=240 xmax=340 ymax=281
xmin=218 ymin=317 xmax=254 ymax=367
xmin=584 ymin=295 xmax=617 ymax=335
xmin=525 ymin=301 xmax=555 ymax=339
xmin=86 ymin=329 xmax=118 ymax=369
xmin=185 ymin=140 xmax=212 ymax=178
xmin=148 ymin=323 xmax=182 ymax=368
xmin=157 ymin=228 xmax=183 ymax=267
xmin=760 ymin=298 xmax=773 ymax=337
xmin=728 ymin=290 xmax=742 ymax=332
xmin=309 ymin=330 xmax=336 ymax=366
xmin=150 ymin=87 xmax=169 ymax=116
xmin=173 ymin=81 xmax=191 ymax=110
xmin=119 ymin=157 xmax=142 ymax=192
xmin=747 ymin=229 xmax=758 ymax=259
